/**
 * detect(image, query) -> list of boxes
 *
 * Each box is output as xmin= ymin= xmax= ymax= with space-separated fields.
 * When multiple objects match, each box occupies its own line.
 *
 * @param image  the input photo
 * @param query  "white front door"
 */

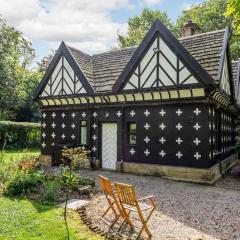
xmin=102 ymin=123 xmax=117 ymax=170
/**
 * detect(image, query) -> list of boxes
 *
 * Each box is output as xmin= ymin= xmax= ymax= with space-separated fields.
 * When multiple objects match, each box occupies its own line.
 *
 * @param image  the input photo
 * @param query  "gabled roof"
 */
xmin=33 ymin=42 xmax=94 ymax=99
xmin=113 ymin=20 xmax=217 ymax=92
xmin=68 ymin=29 xmax=226 ymax=93
xmin=35 ymin=20 xmax=231 ymax=99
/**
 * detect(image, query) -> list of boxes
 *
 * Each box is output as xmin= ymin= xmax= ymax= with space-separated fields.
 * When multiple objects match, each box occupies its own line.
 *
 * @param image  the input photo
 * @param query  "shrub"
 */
xmin=42 ymin=180 xmax=61 ymax=203
xmin=60 ymin=166 xmax=81 ymax=191
xmin=0 ymin=121 xmax=40 ymax=149
xmin=78 ymin=176 xmax=95 ymax=187
xmin=4 ymin=170 xmax=43 ymax=196
xmin=17 ymin=159 xmax=39 ymax=171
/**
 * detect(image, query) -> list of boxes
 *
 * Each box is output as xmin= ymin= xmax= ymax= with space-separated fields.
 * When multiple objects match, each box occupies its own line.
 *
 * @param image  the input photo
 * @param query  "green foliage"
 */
xmin=0 ymin=16 xmax=42 ymax=121
xmin=176 ymin=0 xmax=228 ymax=34
xmin=118 ymin=8 xmax=175 ymax=48
xmin=0 ymin=197 xmax=102 ymax=240
xmin=176 ymin=0 xmax=240 ymax=60
xmin=4 ymin=170 xmax=43 ymax=196
xmin=60 ymin=146 xmax=89 ymax=240
xmin=0 ymin=121 xmax=40 ymax=149
xmin=226 ymin=0 xmax=240 ymax=35
xmin=60 ymin=167 xmax=95 ymax=191
xmin=0 ymin=149 xmax=40 ymax=189
xmin=78 ymin=176 xmax=95 ymax=187
xmin=42 ymin=180 xmax=61 ymax=203
xmin=60 ymin=166 xmax=81 ymax=190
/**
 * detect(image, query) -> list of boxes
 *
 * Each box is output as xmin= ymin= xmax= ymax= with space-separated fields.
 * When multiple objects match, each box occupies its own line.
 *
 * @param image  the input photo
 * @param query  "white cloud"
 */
xmin=143 ymin=0 xmax=165 ymax=6
xmin=0 ymin=0 xmax=131 ymax=54
xmin=181 ymin=2 xmax=195 ymax=11
xmin=0 ymin=0 xmax=42 ymax=24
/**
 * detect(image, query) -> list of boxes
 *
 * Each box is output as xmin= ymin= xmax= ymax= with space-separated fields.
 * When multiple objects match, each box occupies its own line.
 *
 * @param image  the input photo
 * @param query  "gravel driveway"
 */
xmin=79 ymin=169 xmax=240 ymax=240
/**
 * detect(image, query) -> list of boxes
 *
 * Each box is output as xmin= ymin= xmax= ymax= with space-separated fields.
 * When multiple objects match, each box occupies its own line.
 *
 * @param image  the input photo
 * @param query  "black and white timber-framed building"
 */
xmin=34 ymin=20 xmax=240 ymax=184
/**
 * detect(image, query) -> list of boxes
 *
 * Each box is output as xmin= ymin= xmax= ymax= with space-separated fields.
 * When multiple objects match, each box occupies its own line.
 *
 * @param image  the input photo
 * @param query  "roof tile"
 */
xmin=67 ymin=29 xmax=226 ymax=93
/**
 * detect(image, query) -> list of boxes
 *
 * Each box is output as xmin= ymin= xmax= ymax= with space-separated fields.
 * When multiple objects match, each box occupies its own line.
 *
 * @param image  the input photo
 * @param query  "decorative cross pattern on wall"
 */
xmin=221 ymin=111 xmax=234 ymax=152
xmin=40 ymin=56 xmax=86 ymax=97
xmin=126 ymin=106 xmax=205 ymax=164
xmin=41 ymin=111 xmax=86 ymax=153
xmin=123 ymin=35 xmax=199 ymax=91
xmin=209 ymin=106 xmax=234 ymax=159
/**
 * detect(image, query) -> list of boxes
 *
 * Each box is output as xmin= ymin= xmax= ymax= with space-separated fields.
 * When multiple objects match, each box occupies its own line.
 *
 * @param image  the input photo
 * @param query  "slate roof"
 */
xmin=179 ymin=30 xmax=225 ymax=81
xmin=67 ymin=29 xmax=226 ymax=93
xmin=67 ymin=46 xmax=94 ymax=86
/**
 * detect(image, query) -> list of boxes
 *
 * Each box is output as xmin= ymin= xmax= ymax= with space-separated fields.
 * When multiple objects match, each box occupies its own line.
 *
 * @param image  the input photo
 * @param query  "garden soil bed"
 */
xmin=80 ymin=168 xmax=240 ymax=240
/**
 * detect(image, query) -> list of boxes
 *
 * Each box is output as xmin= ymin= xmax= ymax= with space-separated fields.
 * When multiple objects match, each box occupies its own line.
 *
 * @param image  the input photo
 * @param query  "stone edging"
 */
xmin=77 ymin=206 xmax=124 ymax=240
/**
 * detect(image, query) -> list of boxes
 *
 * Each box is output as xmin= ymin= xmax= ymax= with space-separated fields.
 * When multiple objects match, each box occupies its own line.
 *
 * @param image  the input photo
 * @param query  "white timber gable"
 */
xmin=40 ymin=56 xmax=87 ymax=97
xmin=123 ymin=35 xmax=199 ymax=91
xmin=220 ymin=54 xmax=231 ymax=95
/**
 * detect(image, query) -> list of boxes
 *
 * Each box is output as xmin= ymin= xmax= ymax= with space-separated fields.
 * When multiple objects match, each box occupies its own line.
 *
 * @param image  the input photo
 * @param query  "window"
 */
xmin=80 ymin=120 xmax=87 ymax=145
xmin=128 ymin=123 xmax=136 ymax=145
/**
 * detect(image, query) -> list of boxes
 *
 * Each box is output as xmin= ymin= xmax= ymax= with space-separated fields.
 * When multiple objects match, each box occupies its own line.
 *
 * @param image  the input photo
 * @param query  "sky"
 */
xmin=0 ymin=0 xmax=203 ymax=64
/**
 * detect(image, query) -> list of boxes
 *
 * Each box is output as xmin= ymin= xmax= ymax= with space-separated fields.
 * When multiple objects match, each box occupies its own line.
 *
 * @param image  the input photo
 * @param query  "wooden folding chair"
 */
xmin=115 ymin=182 xmax=156 ymax=239
xmin=98 ymin=175 xmax=124 ymax=228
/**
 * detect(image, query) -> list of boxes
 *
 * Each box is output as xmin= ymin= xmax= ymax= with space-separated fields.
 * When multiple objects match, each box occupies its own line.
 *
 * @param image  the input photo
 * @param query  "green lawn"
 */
xmin=0 ymin=148 xmax=40 ymax=166
xmin=0 ymin=150 xmax=102 ymax=240
xmin=0 ymin=197 xmax=101 ymax=240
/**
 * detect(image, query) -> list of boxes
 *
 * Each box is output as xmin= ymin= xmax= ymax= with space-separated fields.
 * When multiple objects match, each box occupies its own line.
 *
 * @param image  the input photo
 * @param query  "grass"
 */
xmin=0 ymin=148 xmax=40 ymax=166
xmin=0 ymin=149 xmax=103 ymax=240
xmin=0 ymin=197 xmax=101 ymax=240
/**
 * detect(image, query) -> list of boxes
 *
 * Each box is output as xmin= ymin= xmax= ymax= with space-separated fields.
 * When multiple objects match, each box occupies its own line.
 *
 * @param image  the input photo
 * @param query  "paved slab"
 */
xmin=58 ymin=199 xmax=89 ymax=210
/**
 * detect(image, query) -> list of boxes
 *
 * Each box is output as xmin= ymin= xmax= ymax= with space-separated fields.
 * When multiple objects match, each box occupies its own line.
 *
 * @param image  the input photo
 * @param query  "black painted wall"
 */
xmin=40 ymin=102 xmax=236 ymax=169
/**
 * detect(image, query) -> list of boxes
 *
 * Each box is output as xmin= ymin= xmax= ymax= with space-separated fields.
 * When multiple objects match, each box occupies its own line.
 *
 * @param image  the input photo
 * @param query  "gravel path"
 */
xmin=79 ymin=169 xmax=240 ymax=240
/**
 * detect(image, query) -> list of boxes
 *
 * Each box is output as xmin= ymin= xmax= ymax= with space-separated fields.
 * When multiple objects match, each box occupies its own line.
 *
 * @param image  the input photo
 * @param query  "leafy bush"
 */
xmin=17 ymin=158 xmax=40 ymax=171
xmin=0 ymin=121 xmax=40 ymax=149
xmin=42 ymin=180 xmax=61 ymax=203
xmin=4 ymin=170 xmax=43 ymax=196
xmin=78 ymin=176 xmax=95 ymax=187
xmin=60 ymin=167 xmax=95 ymax=190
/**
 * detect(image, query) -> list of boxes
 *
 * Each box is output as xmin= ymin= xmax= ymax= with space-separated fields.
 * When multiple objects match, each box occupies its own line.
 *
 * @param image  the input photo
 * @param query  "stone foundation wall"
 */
xmin=116 ymin=153 xmax=239 ymax=184
xmin=38 ymin=155 xmax=101 ymax=170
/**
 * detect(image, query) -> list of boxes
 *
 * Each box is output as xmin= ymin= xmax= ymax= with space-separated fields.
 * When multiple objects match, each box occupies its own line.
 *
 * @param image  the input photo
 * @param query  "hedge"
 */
xmin=0 ymin=121 xmax=41 ymax=149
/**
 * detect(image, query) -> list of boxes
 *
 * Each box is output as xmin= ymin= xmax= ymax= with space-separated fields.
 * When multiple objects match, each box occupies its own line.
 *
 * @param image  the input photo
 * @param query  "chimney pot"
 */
xmin=181 ymin=20 xmax=201 ymax=37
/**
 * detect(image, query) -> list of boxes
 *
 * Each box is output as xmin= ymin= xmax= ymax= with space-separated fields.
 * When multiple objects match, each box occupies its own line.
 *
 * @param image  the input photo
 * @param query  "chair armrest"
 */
xmin=138 ymin=195 xmax=155 ymax=201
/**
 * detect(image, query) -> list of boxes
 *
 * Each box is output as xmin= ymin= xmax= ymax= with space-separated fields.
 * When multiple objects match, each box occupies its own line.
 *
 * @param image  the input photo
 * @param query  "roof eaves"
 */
xmin=33 ymin=42 xmax=63 ymax=100
xmin=216 ymin=27 xmax=230 ymax=82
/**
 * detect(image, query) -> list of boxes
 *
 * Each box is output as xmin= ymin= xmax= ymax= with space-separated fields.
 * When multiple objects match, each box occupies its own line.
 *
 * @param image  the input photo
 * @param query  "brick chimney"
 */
xmin=181 ymin=20 xmax=201 ymax=37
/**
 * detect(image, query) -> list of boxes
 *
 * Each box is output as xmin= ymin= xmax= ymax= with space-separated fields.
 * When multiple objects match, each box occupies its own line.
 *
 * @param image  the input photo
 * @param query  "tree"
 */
xmin=118 ymin=8 xmax=175 ymax=48
xmin=37 ymin=49 xmax=55 ymax=73
xmin=61 ymin=147 xmax=88 ymax=240
xmin=176 ymin=0 xmax=240 ymax=60
xmin=15 ymin=70 xmax=43 ymax=122
xmin=225 ymin=0 xmax=240 ymax=35
xmin=0 ymin=17 xmax=37 ymax=120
